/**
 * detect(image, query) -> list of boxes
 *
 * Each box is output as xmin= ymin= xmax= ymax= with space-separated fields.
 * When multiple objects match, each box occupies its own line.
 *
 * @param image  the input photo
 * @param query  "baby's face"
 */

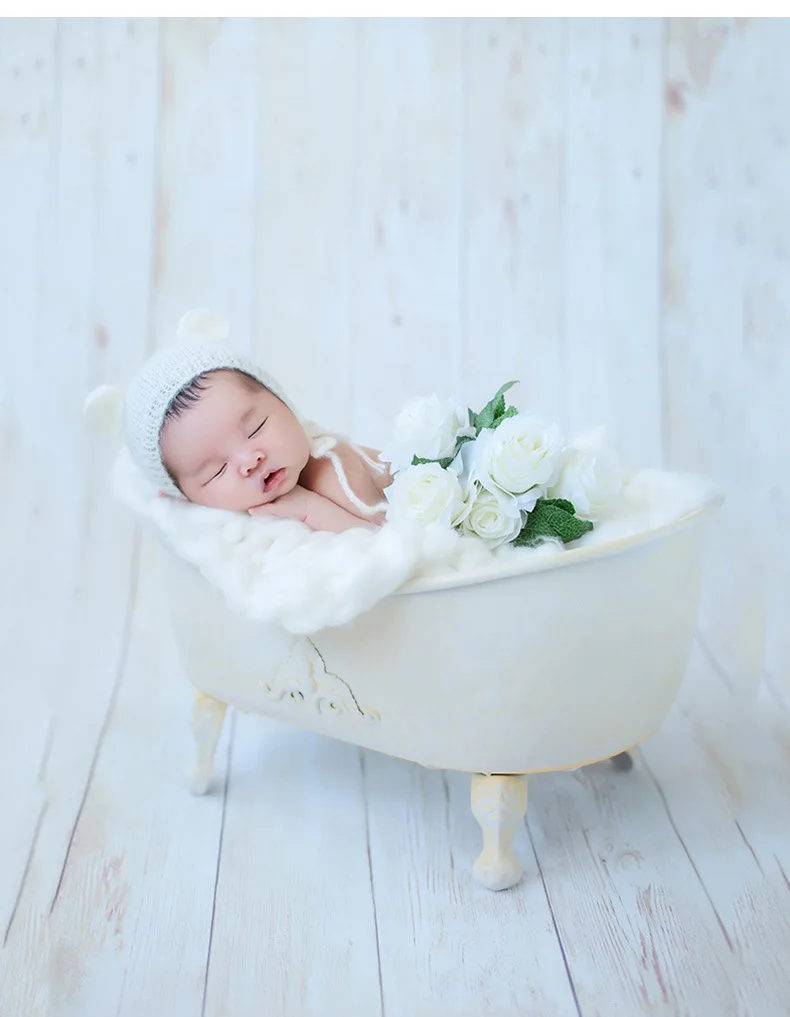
xmin=160 ymin=370 xmax=311 ymax=512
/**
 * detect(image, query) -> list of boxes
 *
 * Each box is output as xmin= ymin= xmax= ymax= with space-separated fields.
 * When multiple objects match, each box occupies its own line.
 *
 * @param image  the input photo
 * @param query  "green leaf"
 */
xmin=411 ymin=454 xmax=454 ymax=469
xmin=494 ymin=404 xmax=519 ymax=428
xmin=541 ymin=497 xmax=575 ymax=514
xmin=472 ymin=381 xmax=519 ymax=434
xmin=411 ymin=433 xmax=475 ymax=472
xmin=514 ymin=498 xmax=594 ymax=548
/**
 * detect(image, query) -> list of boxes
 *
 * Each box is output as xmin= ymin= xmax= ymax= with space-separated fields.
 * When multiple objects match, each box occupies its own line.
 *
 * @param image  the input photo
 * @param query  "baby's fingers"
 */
xmin=248 ymin=501 xmax=288 ymax=518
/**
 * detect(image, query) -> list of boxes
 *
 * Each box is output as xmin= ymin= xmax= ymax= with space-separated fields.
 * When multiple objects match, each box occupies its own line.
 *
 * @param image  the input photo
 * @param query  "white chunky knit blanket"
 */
xmin=113 ymin=445 xmax=716 ymax=636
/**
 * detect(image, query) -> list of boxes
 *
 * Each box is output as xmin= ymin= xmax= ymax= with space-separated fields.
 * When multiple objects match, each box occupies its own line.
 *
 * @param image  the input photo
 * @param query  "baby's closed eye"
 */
xmin=205 ymin=464 xmax=227 ymax=485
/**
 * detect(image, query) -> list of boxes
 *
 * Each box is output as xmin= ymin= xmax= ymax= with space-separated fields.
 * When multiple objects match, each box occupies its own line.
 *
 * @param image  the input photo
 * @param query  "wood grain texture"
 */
xmin=0 ymin=18 xmax=59 ymax=954
xmin=563 ymin=17 xmax=664 ymax=465
xmin=363 ymin=752 xmax=579 ymax=1017
xmin=662 ymin=17 xmax=790 ymax=695
xmin=202 ymin=715 xmax=382 ymax=1017
xmin=151 ymin=17 xmax=260 ymax=349
xmin=48 ymin=538 xmax=229 ymax=1017
xmin=0 ymin=17 xmax=58 ymax=465
xmin=640 ymin=641 xmax=790 ymax=1016
xmin=0 ymin=19 xmax=156 ymax=1015
xmin=251 ymin=18 xmax=358 ymax=432
xmin=527 ymin=759 xmax=739 ymax=1015
xmin=3 ymin=15 xmax=790 ymax=1016
xmin=464 ymin=18 xmax=567 ymax=422
xmin=352 ymin=18 xmax=465 ymax=447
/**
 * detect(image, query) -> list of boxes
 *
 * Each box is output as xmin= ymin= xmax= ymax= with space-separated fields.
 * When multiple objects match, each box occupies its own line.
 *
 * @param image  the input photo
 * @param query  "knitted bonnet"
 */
xmin=85 ymin=309 xmax=297 ymax=495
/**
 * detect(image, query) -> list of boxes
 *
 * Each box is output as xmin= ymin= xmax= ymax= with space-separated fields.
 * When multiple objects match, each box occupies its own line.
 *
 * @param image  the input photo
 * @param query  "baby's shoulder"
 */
xmin=301 ymin=440 xmax=366 ymax=491
xmin=301 ymin=440 xmax=387 ymax=515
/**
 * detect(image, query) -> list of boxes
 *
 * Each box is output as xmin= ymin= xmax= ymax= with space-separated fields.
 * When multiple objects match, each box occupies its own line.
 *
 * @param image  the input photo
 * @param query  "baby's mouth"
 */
xmin=262 ymin=467 xmax=286 ymax=494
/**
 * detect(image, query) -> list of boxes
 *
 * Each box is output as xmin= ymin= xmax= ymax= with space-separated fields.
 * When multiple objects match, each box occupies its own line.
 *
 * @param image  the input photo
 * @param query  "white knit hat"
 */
xmin=85 ymin=309 xmax=296 ymax=495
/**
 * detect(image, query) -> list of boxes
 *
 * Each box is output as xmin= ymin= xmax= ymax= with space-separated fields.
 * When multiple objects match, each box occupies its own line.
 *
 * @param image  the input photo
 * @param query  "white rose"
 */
xmin=385 ymin=462 xmax=467 ymax=527
xmin=384 ymin=395 xmax=472 ymax=471
xmin=461 ymin=484 xmax=523 ymax=547
xmin=549 ymin=440 xmax=624 ymax=520
xmin=469 ymin=415 xmax=565 ymax=510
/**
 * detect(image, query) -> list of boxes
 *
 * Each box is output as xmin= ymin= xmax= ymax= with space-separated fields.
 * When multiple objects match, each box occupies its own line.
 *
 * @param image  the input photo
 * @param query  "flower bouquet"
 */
xmin=383 ymin=382 xmax=624 ymax=549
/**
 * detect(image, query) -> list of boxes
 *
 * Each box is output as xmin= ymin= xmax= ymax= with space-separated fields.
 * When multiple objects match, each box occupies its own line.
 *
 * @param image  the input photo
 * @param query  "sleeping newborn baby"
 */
xmin=120 ymin=323 xmax=391 ymax=533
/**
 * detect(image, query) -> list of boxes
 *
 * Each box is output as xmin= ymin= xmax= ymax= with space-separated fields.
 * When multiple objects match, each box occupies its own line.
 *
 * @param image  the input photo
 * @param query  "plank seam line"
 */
xmin=658 ymin=15 xmax=671 ymax=467
xmin=694 ymin=629 xmax=734 ymax=693
xmin=526 ymin=817 xmax=583 ymax=1017
xmin=457 ymin=17 xmax=469 ymax=400
xmin=145 ymin=15 xmax=164 ymax=357
xmin=201 ymin=710 xmax=235 ymax=1017
xmin=441 ymin=772 xmax=456 ymax=882
xmin=48 ymin=528 xmax=141 ymax=914
xmin=3 ymin=799 xmax=48 ymax=946
xmin=3 ymin=718 xmax=57 ymax=942
xmin=359 ymin=749 xmax=386 ymax=1017
xmin=734 ymin=819 xmax=765 ymax=877
xmin=641 ymin=754 xmax=735 ymax=953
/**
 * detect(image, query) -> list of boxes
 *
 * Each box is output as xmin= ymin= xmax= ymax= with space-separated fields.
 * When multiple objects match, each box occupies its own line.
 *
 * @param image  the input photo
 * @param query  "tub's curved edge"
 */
xmin=394 ymin=489 xmax=725 ymax=598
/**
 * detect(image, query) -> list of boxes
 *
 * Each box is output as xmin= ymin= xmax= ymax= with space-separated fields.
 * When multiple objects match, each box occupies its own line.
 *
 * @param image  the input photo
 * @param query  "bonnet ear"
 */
xmin=176 ymin=307 xmax=230 ymax=343
xmin=83 ymin=384 xmax=124 ymax=438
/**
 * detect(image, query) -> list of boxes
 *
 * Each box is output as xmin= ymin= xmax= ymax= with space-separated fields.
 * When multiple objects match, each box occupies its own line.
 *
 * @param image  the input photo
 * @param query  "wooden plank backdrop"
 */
xmin=2 ymin=16 xmax=786 ymax=683
xmin=1 ymin=16 xmax=789 ymax=1017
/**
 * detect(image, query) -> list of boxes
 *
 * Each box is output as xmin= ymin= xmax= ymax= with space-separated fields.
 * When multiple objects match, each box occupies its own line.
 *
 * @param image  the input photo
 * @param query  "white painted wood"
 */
xmin=470 ymin=773 xmax=528 ymax=890
xmin=3 ymin=15 xmax=790 ymax=1016
xmin=0 ymin=506 xmax=137 ymax=1016
xmin=563 ymin=18 xmax=664 ymax=466
xmin=740 ymin=22 xmax=790 ymax=704
xmin=202 ymin=715 xmax=382 ymax=1017
xmin=46 ymin=538 xmax=230 ymax=1017
xmin=29 ymin=5 xmax=152 ymax=909
xmin=90 ymin=18 xmax=161 ymax=387
xmin=352 ymin=18 xmax=465 ymax=448
xmin=464 ymin=18 xmax=567 ymax=422
xmin=363 ymin=753 xmax=580 ymax=1017
xmin=0 ymin=19 xmax=158 ymax=1017
xmin=251 ymin=19 xmax=358 ymax=434
xmin=0 ymin=17 xmax=57 ymax=464
xmin=527 ymin=757 xmax=740 ymax=1013
xmin=662 ymin=17 xmax=790 ymax=694
xmin=663 ymin=18 xmax=753 ymax=695
xmin=0 ymin=680 xmax=49 ymax=946
xmin=0 ymin=17 xmax=58 ymax=952
xmin=151 ymin=18 xmax=260 ymax=350
xmin=640 ymin=641 xmax=790 ymax=1015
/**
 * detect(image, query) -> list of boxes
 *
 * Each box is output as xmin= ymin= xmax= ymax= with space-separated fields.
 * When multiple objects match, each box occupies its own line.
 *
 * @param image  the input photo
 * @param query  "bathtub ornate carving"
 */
xmin=258 ymin=637 xmax=380 ymax=724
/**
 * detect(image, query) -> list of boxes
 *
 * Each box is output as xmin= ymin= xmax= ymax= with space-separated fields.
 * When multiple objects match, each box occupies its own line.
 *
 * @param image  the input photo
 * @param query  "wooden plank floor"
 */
xmin=3 ymin=505 xmax=790 ymax=1017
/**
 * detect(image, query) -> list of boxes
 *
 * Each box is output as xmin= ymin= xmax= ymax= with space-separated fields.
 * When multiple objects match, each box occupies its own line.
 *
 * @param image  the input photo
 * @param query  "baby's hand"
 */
xmin=248 ymin=485 xmax=312 ymax=523
xmin=249 ymin=484 xmax=375 ymax=533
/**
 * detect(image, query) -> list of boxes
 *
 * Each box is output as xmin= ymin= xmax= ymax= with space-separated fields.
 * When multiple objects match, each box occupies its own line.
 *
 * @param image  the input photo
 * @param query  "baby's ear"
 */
xmin=176 ymin=308 xmax=230 ymax=344
xmin=83 ymin=384 xmax=124 ymax=437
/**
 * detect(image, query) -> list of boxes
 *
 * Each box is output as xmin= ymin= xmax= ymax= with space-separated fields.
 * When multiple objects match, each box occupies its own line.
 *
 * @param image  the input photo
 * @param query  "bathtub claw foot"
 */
xmin=185 ymin=691 xmax=227 ymax=796
xmin=610 ymin=750 xmax=634 ymax=772
xmin=470 ymin=774 xmax=528 ymax=891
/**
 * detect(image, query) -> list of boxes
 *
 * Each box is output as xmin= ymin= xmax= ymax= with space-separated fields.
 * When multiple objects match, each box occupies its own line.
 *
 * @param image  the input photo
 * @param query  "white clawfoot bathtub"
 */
xmin=162 ymin=494 xmax=720 ymax=891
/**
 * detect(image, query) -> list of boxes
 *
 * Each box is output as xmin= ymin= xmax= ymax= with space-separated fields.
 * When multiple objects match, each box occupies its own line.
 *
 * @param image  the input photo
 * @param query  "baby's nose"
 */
xmin=242 ymin=452 xmax=264 ymax=477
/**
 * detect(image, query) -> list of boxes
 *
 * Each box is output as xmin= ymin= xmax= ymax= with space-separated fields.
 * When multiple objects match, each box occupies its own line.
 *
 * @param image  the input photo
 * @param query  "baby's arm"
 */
xmin=249 ymin=485 xmax=374 ymax=533
xmin=301 ymin=442 xmax=391 ymax=524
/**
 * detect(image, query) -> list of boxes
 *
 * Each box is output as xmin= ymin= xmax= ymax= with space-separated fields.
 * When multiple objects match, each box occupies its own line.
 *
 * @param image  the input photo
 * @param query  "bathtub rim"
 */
xmin=393 ymin=489 xmax=724 ymax=598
